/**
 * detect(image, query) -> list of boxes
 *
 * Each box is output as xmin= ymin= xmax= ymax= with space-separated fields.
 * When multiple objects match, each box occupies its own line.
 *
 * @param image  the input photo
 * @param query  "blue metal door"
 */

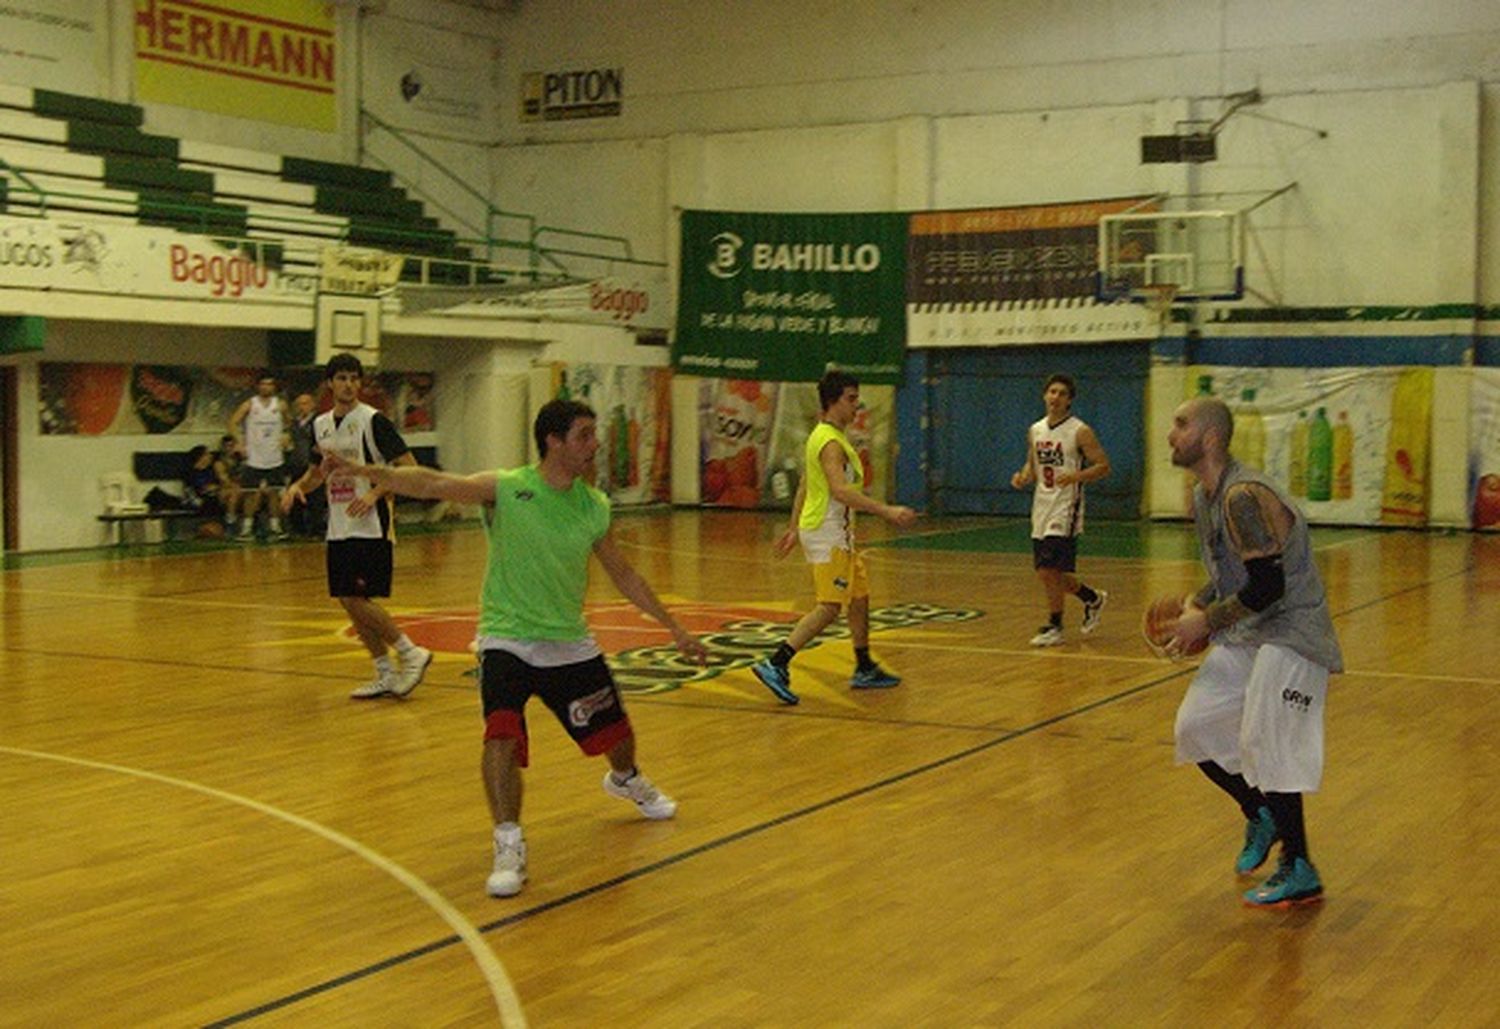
xmin=902 ymin=344 xmax=1147 ymax=518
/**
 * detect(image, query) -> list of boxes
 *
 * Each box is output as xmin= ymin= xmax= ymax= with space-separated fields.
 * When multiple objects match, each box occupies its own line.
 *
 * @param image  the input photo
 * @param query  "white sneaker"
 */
xmin=486 ymin=831 xmax=527 ymax=897
xmin=1029 ymin=625 xmax=1065 ymax=647
xmin=602 ymin=770 xmax=677 ymax=820
xmin=350 ymin=674 xmax=396 ymax=699
xmin=1081 ymin=590 xmax=1109 ymax=634
xmin=391 ymin=646 xmax=432 ymax=698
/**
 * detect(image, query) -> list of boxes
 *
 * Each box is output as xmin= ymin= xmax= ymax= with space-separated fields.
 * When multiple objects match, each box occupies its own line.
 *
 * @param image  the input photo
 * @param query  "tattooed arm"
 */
xmin=1173 ymin=482 xmax=1293 ymax=649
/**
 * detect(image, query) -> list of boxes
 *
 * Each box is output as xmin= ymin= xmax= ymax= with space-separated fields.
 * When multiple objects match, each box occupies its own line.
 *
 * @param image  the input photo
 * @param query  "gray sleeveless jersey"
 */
xmin=1192 ymin=459 xmax=1343 ymax=672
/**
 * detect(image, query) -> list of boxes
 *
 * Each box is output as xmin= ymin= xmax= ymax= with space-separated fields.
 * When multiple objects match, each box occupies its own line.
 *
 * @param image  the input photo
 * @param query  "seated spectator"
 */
xmin=213 ymin=435 xmax=243 ymax=528
xmin=183 ymin=445 xmax=226 ymax=520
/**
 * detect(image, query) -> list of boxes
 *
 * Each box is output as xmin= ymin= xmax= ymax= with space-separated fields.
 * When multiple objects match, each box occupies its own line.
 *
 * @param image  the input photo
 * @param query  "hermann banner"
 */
xmin=674 ymin=210 xmax=907 ymax=384
xmin=134 ymin=0 xmax=337 ymax=132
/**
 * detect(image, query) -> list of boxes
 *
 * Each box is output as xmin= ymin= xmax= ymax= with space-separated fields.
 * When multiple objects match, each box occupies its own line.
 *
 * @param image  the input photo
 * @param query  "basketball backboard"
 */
xmin=1096 ymin=210 xmax=1243 ymax=302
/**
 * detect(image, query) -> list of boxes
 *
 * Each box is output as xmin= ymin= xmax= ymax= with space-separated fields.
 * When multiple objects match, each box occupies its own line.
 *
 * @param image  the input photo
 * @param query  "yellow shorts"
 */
xmin=810 ymin=547 xmax=869 ymax=606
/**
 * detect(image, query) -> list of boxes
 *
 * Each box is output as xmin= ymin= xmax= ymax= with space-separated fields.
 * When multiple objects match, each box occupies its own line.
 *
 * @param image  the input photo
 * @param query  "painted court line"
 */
xmin=0 ymin=745 xmax=527 ymax=1029
xmin=177 ymin=661 xmax=1200 ymax=1023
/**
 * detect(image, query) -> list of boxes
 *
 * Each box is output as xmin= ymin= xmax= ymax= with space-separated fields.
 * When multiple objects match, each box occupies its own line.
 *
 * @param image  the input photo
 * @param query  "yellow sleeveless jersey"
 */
xmin=799 ymin=421 xmax=862 ymax=545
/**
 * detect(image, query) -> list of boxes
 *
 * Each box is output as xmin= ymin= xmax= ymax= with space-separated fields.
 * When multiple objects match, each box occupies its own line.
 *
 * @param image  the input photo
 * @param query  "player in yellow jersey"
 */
xmin=752 ymin=370 xmax=918 ymax=705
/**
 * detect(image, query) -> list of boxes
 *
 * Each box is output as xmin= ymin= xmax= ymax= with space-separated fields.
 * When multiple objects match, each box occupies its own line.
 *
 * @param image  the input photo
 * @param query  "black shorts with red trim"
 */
xmin=1032 ymin=535 xmax=1079 ymax=572
xmin=478 ymin=648 xmax=632 ymax=768
xmin=326 ymin=537 xmax=394 ymax=598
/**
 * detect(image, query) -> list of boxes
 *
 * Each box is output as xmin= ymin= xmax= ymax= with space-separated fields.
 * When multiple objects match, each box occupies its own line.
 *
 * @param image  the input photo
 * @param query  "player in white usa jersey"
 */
xmin=1010 ymin=373 xmax=1111 ymax=647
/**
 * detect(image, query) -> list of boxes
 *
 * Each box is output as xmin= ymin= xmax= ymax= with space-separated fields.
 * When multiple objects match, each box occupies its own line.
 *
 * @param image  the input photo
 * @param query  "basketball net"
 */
xmin=1142 ymin=283 xmax=1179 ymax=332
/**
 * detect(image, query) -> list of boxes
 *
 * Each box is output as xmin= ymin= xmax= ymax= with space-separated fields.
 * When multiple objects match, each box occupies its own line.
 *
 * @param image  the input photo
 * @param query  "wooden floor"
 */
xmin=2 ymin=511 xmax=1497 ymax=1027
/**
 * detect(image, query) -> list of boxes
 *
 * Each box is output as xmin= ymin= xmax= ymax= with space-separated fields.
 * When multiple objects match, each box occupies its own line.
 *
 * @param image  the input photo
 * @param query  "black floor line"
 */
xmin=199 ymin=663 xmax=1193 ymax=1027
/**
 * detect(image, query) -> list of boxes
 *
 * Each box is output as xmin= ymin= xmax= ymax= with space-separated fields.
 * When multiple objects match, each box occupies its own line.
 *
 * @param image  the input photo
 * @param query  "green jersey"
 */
xmin=479 ymin=465 xmax=611 ymax=640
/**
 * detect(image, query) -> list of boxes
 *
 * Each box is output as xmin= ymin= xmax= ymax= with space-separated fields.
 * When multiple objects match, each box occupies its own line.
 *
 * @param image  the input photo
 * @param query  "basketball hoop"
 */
xmin=1142 ymin=283 xmax=1179 ymax=330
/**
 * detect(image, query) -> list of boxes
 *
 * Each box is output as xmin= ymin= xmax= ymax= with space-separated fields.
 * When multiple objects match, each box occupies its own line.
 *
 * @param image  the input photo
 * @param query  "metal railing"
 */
xmin=358 ymin=107 xmax=536 ymax=262
xmin=357 ymin=107 xmax=665 ymax=279
xmin=0 ymin=156 xmax=46 ymax=212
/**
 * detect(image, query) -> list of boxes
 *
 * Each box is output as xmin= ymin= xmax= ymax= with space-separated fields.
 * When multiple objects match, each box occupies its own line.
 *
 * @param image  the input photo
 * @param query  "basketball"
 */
xmin=1141 ymin=594 xmax=1207 ymax=659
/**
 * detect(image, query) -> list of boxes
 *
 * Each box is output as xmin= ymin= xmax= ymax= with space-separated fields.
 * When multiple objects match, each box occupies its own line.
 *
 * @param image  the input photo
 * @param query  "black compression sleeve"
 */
xmin=1237 ymin=554 xmax=1285 ymax=612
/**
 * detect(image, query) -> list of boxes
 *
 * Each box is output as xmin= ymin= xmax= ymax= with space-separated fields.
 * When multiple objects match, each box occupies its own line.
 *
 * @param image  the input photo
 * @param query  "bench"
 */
xmin=100 ymin=446 xmax=442 ymax=542
xmin=97 ymin=451 xmax=201 ymax=545
xmin=97 ymin=507 xmax=202 ymax=545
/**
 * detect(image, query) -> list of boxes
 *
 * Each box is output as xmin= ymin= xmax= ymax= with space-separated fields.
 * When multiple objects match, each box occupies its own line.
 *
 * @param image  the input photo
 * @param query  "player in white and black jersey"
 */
xmin=1010 ymin=373 xmax=1112 ymax=646
xmin=281 ymin=354 xmax=432 ymax=700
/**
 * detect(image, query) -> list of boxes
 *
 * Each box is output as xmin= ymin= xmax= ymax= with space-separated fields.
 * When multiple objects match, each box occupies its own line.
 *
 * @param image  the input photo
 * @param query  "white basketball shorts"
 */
xmin=1173 ymin=642 xmax=1328 ymax=793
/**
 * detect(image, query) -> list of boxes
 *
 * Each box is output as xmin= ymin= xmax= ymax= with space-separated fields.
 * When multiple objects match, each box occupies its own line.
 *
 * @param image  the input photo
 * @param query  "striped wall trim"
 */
xmin=1203 ymin=303 xmax=1477 ymax=323
xmin=1187 ymin=335 xmax=1470 ymax=368
xmin=1474 ymin=339 xmax=1500 ymax=367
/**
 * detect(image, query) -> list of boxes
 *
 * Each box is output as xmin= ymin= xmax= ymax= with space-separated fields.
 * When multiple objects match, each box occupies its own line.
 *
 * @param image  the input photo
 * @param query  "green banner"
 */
xmin=673 ymin=210 xmax=907 ymax=384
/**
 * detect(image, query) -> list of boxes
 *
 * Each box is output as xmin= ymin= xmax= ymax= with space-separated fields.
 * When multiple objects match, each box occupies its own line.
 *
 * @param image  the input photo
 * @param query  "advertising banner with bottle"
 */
xmin=674 ymin=210 xmax=908 ymax=384
xmin=548 ymin=363 xmax=671 ymax=506
xmin=1469 ymin=369 xmax=1500 ymax=530
xmin=1184 ymin=366 xmax=1432 ymax=526
xmin=696 ymin=378 xmax=892 ymax=510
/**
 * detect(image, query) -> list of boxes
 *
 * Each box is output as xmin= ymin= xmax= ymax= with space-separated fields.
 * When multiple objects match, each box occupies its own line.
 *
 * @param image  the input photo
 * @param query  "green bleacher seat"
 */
xmin=104 ymin=155 xmax=213 ymax=195
xmin=2 ymin=89 xmax=501 ymax=272
xmin=66 ymin=120 xmax=178 ymax=160
xmin=281 ymin=156 xmax=391 ymax=192
xmin=313 ymin=182 xmax=423 ymax=222
xmin=32 ymin=89 xmax=144 ymax=128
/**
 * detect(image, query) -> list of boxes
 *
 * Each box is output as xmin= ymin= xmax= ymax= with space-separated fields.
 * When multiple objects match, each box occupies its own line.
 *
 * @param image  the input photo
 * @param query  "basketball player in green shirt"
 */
xmin=321 ymin=399 xmax=707 ymax=898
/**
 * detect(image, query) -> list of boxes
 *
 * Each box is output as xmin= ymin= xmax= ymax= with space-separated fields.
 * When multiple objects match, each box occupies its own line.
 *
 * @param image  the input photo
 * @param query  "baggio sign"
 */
xmin=520 ymin=65 xmax=622 ymax=122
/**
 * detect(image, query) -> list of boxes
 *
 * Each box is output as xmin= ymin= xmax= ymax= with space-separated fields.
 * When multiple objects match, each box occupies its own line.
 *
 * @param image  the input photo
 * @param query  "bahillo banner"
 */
xmin=673 ymin=210 xmax=907 ymax=384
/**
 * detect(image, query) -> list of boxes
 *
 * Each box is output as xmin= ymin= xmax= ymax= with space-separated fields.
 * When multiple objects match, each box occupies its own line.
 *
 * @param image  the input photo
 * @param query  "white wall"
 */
xmin=356 ymin=0 xmax=502 ymax=247
xmin=490 ymin=138 xmax=668 ymax=266
xmin=484 ymin=0 xmax=1500 ymax=308
xmin=489 ymin=0 xmax=1500 ymax=139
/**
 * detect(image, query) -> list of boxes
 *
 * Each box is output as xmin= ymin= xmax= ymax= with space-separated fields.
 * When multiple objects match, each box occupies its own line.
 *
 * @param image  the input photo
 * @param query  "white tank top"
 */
xmin=315 ymin=403 xmax=391 ymax=541
xmin=1028 ymin=414 xmax=1088 ymax=539
xmin=244 ymin=396 xmax=284 ymax=470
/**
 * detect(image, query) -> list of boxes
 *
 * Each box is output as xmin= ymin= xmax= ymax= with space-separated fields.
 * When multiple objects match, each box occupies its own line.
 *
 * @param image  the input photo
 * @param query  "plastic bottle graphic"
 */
xmin=770 ymin=457 xmax=799 ymax=503
xmin=1333 ymin=411 xmax=1354 ymax=500
xmin=1380 ymin=368 xmax=1433 ymax=525
xmin=1306 ymin=407 xmax=1333 ymax=502
xmin=611 ymin=401 xmax=629 ymax=490
xmin=1288 ymin=411 xmax=1308 ymax=497
xmin=650 ymin=370 xmax=672 ymax=502
xmin=1232 ymin=387 xmax=1265 ymax=470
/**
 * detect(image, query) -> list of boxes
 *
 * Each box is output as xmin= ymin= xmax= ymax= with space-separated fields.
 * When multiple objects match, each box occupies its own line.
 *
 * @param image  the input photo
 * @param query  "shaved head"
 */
xmin=1187 ymin=396 xmax=1235 ymax=453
